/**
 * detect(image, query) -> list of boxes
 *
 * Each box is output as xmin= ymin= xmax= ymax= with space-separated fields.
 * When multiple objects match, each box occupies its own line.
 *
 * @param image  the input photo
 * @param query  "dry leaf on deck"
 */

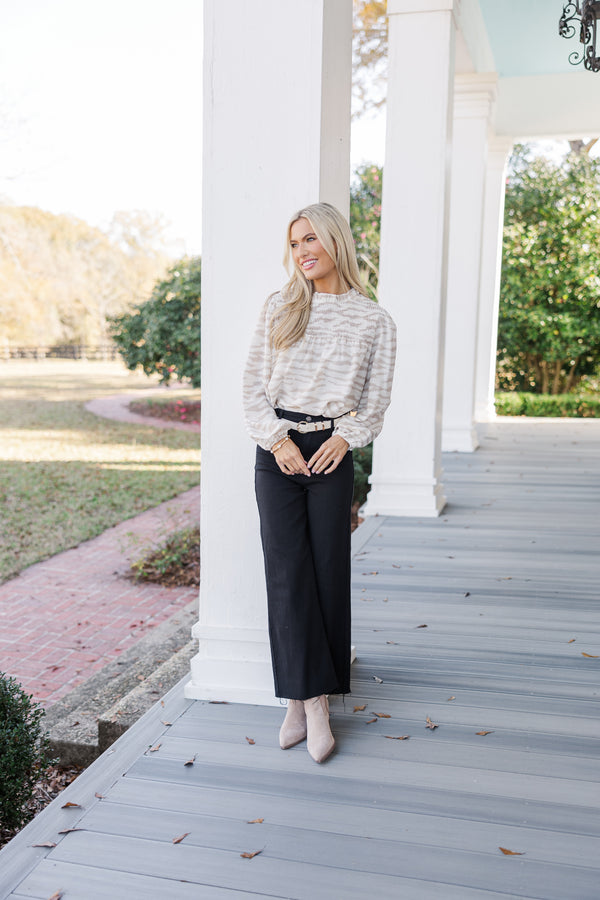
xmin=241 ymin=849 xmax=263 ymax=859
xmin=416 ymin=624 xmax=428 ymax=629
xmin=464 ymin=592 xmax=471 ymax=597
xmin=447 ymin=696 xmax=456 ymax=701
xmin=499 ymin=847 xmax=524 ymax=856
xmin=48 ymin=893 xmax=63 ymax=900
xmin=373 ymin=713 xmax=391 ymax=718
xmin=184 ymin=755 xmax=197 ymax=766
xmin=361 ymin=571 xmax=379 ymax=575
xmin=366 ymin=718 xmax=377 ymax=724
xmin=94 ymin=792 xmax=104 ymax=799
xmin=476 ymin=731 xmax=494 ymax=736
xmin=247 ymin=818 xmax=264 ymax=824
xmin=148 ymin=743 xmax=161 ymax=753
xmin=31 ymin=841 xmax=57 ymax=848
xmin=61 ymin=801 xmax=81 ymax=809
xmin=160 ymin=700 xmax=165 ymax=707
xmin=386 ymin=641 xmax=398 ymax=645
xmin=392 ymin=563 xmax=402 ymax=568
xmin=58 ymin=828 xmax=83 ymax=835
xmin=354 ymin=705 xmax=367 ymax=712
xmin=372 ymin=675 xmax=383 ymax=684
xmin=173 ymin=832 xmax=190 ymax=844
xmin=425 ymin=717 xmax=438 ymax=730
xmin=161 ymin=720 xmax=173 ymax=726
xmin=245 ymin=737 xmax=256 ymax=745
xmin=567 ymin=639 xmax=575 ymax=643
xmin=582 ymin=652 xmax=599 ymax=658
xmin=210 ymin=700 xmax=229 ymax=704
xmin=383 ymin=735 xmax=410 ymax=740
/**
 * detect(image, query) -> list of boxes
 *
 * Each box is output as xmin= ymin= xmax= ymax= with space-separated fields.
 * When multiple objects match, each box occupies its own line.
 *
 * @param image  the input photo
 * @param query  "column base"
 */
xmin=362 ymin=478 xmax=446 ymax=518
xmin=442 ymin=425 xmax=479 ymax=452
xmin=184 ymin=624 xmax=279 ymax=706
xmin=474 ymin=400 xmax=497 ymax=423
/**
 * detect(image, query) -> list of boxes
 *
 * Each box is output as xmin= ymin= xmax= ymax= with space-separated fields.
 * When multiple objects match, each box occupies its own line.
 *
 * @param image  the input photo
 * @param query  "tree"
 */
xmin=110 ymin=256 xmax=201 ymax=387
xmin=352 ymin=1 xmax=388 ymax=118
xmin=350 ymin=163 xmax=383 ymax=300
xmin=498 ymin=145 xmax=600 ymax=394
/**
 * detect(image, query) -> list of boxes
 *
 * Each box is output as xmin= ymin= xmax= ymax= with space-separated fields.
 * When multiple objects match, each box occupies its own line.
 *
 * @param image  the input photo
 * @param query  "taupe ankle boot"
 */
xmin=304 ymin=695 xmax=335 ymax=763
xmin=279 ymin=699 xmax=307 ymax=749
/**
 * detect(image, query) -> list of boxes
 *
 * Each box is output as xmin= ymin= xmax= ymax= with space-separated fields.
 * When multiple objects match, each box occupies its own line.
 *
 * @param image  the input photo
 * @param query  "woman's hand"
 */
xmin=307 ymin=435 xmax=349 ymax=475
xmin=273 ymin=437 xmax=312 ymax=476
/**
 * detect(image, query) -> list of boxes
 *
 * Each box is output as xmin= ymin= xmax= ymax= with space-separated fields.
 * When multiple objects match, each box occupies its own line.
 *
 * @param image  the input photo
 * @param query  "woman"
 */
xmin=243 ymin=202 xmax=396 ymax=763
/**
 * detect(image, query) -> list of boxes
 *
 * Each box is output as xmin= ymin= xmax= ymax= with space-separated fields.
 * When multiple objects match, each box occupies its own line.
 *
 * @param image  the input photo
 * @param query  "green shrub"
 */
xmin=0 ymin=674 xmax=54 ymax=831
xmin=495 ymin=392 xmax=600 ymax=418
xmin=353 ymin=443 xmax=373 ymax=507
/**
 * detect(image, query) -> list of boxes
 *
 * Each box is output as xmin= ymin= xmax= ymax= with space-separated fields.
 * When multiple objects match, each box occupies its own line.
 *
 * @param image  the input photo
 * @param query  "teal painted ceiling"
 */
xmin=479 ymin=0 xmax=581 ymax=77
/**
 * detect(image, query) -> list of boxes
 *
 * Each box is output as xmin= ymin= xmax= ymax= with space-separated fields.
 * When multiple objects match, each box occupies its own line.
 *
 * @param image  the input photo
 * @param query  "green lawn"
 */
xmin=0 ymin=360 xmax=200 ymax=583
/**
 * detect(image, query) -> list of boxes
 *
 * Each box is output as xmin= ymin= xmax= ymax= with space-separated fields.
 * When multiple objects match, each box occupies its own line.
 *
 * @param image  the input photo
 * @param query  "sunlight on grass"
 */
xmin=0 ymin=360 xmax=200 ymax=583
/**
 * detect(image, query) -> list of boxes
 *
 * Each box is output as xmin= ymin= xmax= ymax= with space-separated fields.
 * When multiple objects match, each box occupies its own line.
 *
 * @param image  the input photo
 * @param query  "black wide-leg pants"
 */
xmin=255 ymin=426 xmax=354 ymax=701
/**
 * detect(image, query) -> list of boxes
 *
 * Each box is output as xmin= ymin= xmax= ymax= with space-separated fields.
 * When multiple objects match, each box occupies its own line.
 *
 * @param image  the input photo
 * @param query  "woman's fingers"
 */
xmin=308 ymin=436 xmax=349 ymax=474
xmin=273 ymin=441 xmax=311 ymax=476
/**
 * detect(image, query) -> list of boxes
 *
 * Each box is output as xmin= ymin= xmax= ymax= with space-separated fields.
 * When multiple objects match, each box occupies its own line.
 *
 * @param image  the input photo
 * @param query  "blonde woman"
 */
xmin=243 ymin=202 xmax=396 ymax=763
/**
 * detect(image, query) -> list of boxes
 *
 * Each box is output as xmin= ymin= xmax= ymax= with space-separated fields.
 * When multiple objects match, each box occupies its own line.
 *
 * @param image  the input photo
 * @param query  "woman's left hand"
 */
xmin=307 ymin=435 xmax=349 ymax=475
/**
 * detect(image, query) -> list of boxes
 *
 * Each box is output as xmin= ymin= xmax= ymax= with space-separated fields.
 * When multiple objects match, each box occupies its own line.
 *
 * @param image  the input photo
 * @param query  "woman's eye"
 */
xmin=290 ymin=242 xmax=298 ymax=249
xmin=307 ymin=236 xmax=315 ymax=242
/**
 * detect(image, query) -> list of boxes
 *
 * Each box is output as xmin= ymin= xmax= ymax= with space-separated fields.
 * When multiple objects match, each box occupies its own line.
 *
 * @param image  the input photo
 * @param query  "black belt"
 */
xmin=275 ymin=408 xmax=354 ymax=433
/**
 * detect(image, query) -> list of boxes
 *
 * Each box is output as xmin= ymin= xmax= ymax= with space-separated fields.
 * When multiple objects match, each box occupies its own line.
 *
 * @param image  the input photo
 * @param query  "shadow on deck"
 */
xmin=1 ymin=419 xmax=599 ymax=899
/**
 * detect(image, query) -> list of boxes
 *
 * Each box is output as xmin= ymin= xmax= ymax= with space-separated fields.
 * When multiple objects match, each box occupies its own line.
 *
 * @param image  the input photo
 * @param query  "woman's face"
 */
xmin=289 ymin=217 xmax=336 ymax=286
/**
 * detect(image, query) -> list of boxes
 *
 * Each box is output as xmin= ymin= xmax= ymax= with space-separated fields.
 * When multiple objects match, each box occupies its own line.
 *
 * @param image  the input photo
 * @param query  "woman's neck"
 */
xmin=312 ymin=273 xmax=346 ymax=295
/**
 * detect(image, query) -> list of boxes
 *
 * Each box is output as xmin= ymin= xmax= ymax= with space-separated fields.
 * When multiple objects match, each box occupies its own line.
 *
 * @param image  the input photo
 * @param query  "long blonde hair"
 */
xmin=270 ymin=202 xmax=368 ymax=351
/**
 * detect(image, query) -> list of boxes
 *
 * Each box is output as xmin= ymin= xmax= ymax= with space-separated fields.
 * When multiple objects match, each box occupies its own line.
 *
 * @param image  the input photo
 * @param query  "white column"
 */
xmin=364 ymin=0 xmax=456 ymax=518
xmin=185 ymin=0 xmax=352 ymax=705
xmin=441 ymin=73 xmax=497 ymax=452
xmin=474 ymin=136 xmax=513 ymax=421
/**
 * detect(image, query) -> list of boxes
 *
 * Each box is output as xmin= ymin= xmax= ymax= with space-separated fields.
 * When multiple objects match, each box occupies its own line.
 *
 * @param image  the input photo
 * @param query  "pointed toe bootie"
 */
xmin=304 ymin=695 xmax=335 ymax=763
xmin=279 ymin=699 xmax=307 ymax=749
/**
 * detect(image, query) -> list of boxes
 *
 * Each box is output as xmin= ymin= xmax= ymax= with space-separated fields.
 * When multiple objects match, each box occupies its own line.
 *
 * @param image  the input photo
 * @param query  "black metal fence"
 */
xmin=1 ymin=344 xmax=120 ymax=361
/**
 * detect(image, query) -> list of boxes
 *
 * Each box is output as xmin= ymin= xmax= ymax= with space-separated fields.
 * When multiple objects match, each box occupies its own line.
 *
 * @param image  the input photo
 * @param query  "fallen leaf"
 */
xmin=383 ymin=597 xmax=389 ymax=602
xmin=373 ymin=713 xmax=391 ymax=718
xmin=372 ymin=675 xmax=383 ymax=684
xmin=567 ymin=639 xmax=575 ymax=643
xmin=425 ymin=716 xmax=438 ymax=730
xmin=386 ymin=641 xmax=398 ymax=645
xmin=241 ymin=849 xmax=264 ymax=859
xmin=48 ymin=893 xmax=63 ymax=900
xmin=184 ymin=755 xmax=197 ymax=766
xmin=94 ymin=792 xmax=104 ymax=799
xmin=209 ymin=700 xmax=229 ymax=704
xmin=31 ymin=841 xmax=57 ymax=848
xmin=353 ymin=704 xmax=367 ymax=712
xmin=499 ymin=847 xmax=524 ymax=856
xmin=447 ymin=696 xmax=456 ymax=701
xmin=161 ymin=720 xmax=173 ymax=726
xmin=148 ymin=743 xmax=161 ymax=753
xmin=61 ymin=801 xmax=81 ymax=809
xmin=173 ymin=832 xmax=190 ymax=844
xmin=247 ymin=818 xmax=264 ymax=824
xmin=366 ymin=718 xmax=377 ymax=724
xmin=245 ymin=736 xmax=256 ymax=745
xmin=58 ymin=828 xmax=83 ymax=835
xmin=383 ymin=735 xmax=410 ymax=740
xmin=464 ymin=591 xmax=471 ymax=597
xmin=160 ymin=700 xmax=165 ymax=707
xmin=582 ymin=652 xmax=599 ymax=658
xmin=416 ymin=624 xmax=428 ymax=629
xmin=476 ymin=731 xmax=494 ymax=736
xmin=392 ymin=563 xmax=402 ymax=568
xmin=362 ymin=571 xmax=379 ymax=575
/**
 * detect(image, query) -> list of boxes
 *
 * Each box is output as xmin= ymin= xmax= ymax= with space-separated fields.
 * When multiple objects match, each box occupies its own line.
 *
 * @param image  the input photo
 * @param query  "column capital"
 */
xmin=453 ymin=72 xmax=497 ymax=120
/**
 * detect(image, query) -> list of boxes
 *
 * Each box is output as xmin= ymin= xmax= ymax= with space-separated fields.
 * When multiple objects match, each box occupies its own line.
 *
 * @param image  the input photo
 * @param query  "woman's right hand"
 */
xmin=273 ymin=437 xmax=311 ymax=476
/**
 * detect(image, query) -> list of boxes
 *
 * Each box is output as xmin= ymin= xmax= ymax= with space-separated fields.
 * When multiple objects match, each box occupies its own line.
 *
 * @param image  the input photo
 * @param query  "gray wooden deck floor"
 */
xmin=2 ymin=419 xmax=599 ymax=899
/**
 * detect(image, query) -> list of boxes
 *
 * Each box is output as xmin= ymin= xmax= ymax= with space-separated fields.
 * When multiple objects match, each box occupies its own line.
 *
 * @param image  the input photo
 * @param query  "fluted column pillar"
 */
xmin=364 ymin=0 xmax=457 ymax=517
xmin=442 ymin=73 xmax=497 ymax=451
xmin=186 ymin=0 xmax=352 ymax=705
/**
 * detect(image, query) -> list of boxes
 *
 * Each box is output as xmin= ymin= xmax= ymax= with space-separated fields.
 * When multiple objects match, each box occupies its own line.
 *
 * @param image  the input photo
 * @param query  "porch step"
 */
xmin=44 ymin=601 xmax=197 ymax=767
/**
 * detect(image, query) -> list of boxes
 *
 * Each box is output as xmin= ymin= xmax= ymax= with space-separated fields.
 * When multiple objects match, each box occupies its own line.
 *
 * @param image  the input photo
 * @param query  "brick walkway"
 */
xmin=0 ymin=395 xmax=200 ymax=707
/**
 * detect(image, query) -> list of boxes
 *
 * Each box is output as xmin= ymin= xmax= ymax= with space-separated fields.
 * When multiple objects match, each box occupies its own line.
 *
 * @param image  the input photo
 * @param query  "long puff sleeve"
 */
xmin=243 ymin=297 xmax=290 ymax=451
xmin=332 ymin=307 xmax=396 ymax=450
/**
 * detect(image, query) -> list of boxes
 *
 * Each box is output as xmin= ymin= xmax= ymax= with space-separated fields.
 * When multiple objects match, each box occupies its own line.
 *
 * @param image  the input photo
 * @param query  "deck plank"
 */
xmin=1 ymin=419 xmax=599 ymax=899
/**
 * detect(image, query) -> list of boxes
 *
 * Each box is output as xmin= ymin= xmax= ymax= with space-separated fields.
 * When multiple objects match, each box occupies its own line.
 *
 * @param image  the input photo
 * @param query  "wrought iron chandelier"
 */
xmin=559 ymin=0 xmax=600 ymax=71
